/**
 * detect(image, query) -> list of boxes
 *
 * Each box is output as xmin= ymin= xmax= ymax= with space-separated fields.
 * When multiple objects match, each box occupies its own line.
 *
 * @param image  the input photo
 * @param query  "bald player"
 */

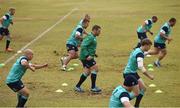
xmin=6 ymin=49 xmax=48 ymax=107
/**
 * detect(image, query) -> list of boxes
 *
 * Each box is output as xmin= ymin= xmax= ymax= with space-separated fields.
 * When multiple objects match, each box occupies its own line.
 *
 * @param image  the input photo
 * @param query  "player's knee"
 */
xmin=134 ymin=92 xmax=139 ymax=97
xmin=0 ymin=36 xmax=3 ymax=40
xmin=25 ymin=92 xmax=30 ymax=97
xmin=22 ymin=91 xmax=30 ymax=97
xmin=161 ymin=50 xmax=167 ymax=55
xmin=74 ymin=53 xmax=79 ymax=59
xmin=84 ymin=71 xmax=90 ymax=76
xmin=92 ymin=65 xmax=98 ymax=72
xmin=69 ymin=53 xmax=76 ymax=59
xmin=6 ymin=36 xmax=11 ymax=41
xmin=142 ymin=87 xmax=146 ymax=92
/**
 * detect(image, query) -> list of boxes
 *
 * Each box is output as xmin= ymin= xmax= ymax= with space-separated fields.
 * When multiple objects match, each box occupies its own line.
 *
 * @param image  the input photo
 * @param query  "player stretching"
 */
xmin=60 ymin=15 xmax=90 ymax=71
xmin=0 ymin=7 xmax=16 ymax=52
xmin=6 ymin=49 xmax=48 ymax=107
xmin=75 ymin=25 xmax=101 ymax=93
xmin=147 ymin=18 xmax=176 ymax=67
xmin=109 ymin=75 xmax=138 ymax=108
xmin=135 ymin=16 xmax=158 ymax=48
xmin=123 ymin=39 xmax=154 ymax=107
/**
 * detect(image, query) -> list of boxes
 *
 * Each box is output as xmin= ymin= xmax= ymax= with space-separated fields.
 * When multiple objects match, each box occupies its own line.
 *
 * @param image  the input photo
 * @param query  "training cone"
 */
xmin=148 ymin=64 xmax=153 ymax=68
xmin=0 ymin=63 xmax=5 ymax=68
xmin=72 ymin=63 xmax=79 ymax=67
xmin=17 ymin=50 xmax=22 ymax=54
xmin=148 ymin=68 xmax=154 ymax=71
xmin=146 ymin=54 xmax=152 ymax=57
xmin=67 ymin=67 xmax=74 ymax=71
xmin=55 ymin=89 xmax=63 ymax=93
xmin=62 ymin=83 xmax=68 ymax=87
xmin=149 ymin=84 xmax=156 ymax=88
xmin=155 ymin=89 xmax=163 ymax=94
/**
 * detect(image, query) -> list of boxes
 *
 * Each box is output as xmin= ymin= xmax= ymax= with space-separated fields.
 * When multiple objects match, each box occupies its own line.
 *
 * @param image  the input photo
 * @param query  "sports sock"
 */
xmin=76 ymin=73 xmax=88 ymax=87
xmin=91 ymin=71 xmax=97 ymax=89
xmin=134 ymin=89 xmax=144 ymax=107
xmin=6 ymin=40 xmax=10 ymax=49
xmin=16 ymin=94 xmax=28 ymax=107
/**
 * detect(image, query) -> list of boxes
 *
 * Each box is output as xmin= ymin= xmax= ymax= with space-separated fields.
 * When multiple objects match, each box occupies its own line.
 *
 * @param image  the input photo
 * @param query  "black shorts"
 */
xmin=66 ymin=44 xmax=78 ymax=52
xmin=123 ymin=73 xmax=140 ymax=80
xmin=81 ymin=59 xmax=96 ymax=68
xmin=0 ymin=28 xmax=10 ymax=36
xmin=154 ymin=42 xmax=166 ymax=49
xmin=7 ymin=80 xmax=25 ymax=92
xmin=137 ymin=32 xmax=147 ymax=40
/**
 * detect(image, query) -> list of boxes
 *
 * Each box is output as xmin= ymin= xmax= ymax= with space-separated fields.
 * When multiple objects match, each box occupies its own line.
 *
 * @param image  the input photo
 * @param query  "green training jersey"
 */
xmin=154 ymin=22 xmax=171 ymax=44
xmin=0 ymin=12 xmax=13 ymax=28
xmin=124 ymin=48 xmax=144 ymax=74
xmin=137 ymin=19 xmax=153 ymax=33
xmin=66 ymin=25 xmax=84 ymax=47
xmin=80 ymin=33 xmax=97 ymax=60
xmin=6 ymin=56 xmax=29 ymax=83
xmin=109 ymin=85 xmax=130 ymax=108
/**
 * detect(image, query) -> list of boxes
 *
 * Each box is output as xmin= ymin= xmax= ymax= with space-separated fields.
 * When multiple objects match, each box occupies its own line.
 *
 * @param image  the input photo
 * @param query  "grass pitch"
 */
xmin=0 ymin=0 xmax=180 ymax=107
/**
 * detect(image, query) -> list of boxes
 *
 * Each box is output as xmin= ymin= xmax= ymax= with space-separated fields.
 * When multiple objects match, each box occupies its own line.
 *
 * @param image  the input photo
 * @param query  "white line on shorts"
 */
xmin=3 ymin=8 xmax=78 ymax=65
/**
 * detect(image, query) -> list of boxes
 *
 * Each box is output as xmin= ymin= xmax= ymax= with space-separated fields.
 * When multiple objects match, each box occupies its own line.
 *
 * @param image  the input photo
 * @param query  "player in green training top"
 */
xmin=75 ymin=25 xmax=101 ymax=93
xmin=6 ymin=49 xmax=48 ymax=107
xmin=109 ymin=75 xmax=138 ymax=108
xmin=147 ymin=18 xmax=176 ymax=67
xmin=135 ymin=16 xmax=158 ymax=48
xmin=123 ymin=39 xmax=154 ymax=107
xmin=0 ymin=7 xmax=15 ymax=52
xmin=60 ymin=15 xmax=90 ymax=71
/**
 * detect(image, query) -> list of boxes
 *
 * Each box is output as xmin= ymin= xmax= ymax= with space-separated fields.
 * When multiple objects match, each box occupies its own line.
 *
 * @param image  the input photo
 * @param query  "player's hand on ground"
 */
xmin=149 ymin=75 xmax=154 ymax=80
xmin=95 ymin=54 xmax=98 ymax=58
xmin=86 ymin=56 xmax=93 ymax=61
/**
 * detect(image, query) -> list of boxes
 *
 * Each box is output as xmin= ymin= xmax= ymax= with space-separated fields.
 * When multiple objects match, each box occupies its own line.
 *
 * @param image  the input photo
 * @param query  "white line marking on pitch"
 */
xmin=3 ymin=8 xmax=78 ymax=65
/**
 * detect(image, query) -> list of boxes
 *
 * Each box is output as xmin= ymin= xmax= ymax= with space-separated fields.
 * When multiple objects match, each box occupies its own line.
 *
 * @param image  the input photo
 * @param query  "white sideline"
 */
xmin=3 ymin=8 xmax=78 ymax=65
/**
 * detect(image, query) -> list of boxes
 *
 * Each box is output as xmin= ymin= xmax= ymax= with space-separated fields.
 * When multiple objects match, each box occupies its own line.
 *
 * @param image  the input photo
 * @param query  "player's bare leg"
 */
xmin=61 ymin=50 xmax=78 ymax=71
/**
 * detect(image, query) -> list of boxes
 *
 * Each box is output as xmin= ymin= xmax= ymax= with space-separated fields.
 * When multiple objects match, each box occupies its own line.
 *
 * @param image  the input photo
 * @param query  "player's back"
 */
xmin=109 ymin=85 xmax=129 ymax=108
xmin=155 ymin=22 xmax=171 ymax=43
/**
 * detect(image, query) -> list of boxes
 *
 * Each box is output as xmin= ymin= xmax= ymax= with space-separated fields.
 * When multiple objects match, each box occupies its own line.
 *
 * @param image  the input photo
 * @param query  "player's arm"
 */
xmin=160 ymin=26 xmax=172 ymax=43
xmin=21 ymin=59 xmax=35 ymax=72
xmin=122 ymin=101 xmax=134 ymax=108
xmin=0 ymin=15 xmax=7 ymax=25
xmin=141 ymin=20 xmax=148 ymax=32
xmin=83 ymin=30 xmax=88 ymax=35
xmin=136 ymin=53 xmax=154 ymax=80
xmin=75 ymin=28 xmax=83 ymax=41
xmin=0 ymin=18 xmax=4 ymax=25
xmin=144 ymin=20 xmax=153 ymax=35
xmin=31 ymin=63 xmax=48 ymax=69
xmin=120 ymin=92 xmax=134 ymax=108
xmin=147 ymin=30 xmax=153 ymax=35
